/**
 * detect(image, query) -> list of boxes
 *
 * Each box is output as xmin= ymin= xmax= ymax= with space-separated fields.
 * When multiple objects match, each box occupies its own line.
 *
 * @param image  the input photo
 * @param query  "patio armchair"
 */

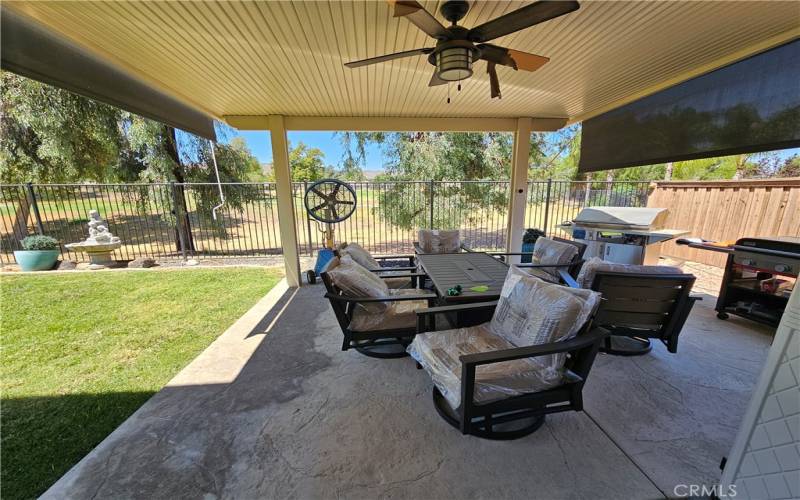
xmin=414 ymin=229 xmax=468 ymax=254
xmin=561 ymin=257 xmax=700 ymax=355
xmin=321 ymin=255 xmax=435 ymax=358
xmin=512 ymin=236 xmax=586 ymax=283
xmin=337 ymin=242 xmax=419 ymax=288
xmin=410 ymin=266 xmax=607 ymax=440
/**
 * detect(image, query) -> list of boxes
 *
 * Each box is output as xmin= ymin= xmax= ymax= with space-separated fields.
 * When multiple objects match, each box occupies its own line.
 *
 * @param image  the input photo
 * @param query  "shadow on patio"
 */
xmin=42 ymin=283 xmax=773 ymax=499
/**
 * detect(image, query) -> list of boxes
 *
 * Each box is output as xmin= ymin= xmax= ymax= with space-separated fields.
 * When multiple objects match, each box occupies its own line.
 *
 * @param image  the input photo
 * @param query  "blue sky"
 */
xmin=230 ymin=130 xmax=385 ymax=170
xmin=225 ymin=129 xmax=799 ymax=171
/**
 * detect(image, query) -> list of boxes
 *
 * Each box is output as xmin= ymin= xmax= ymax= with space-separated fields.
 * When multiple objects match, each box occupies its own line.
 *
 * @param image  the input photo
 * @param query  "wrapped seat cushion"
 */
xmin=349 ymin=289 xmax=428 ymax=332
xmin=340 ymin=242 xmax=414 ymax=289
xmin=408 ymin=324 xmax=583 ymax=409
xmin=576 ymin=257 xmax=683 ymax=289
xmin=526 ymin=237 xmax=579 ymax=282
xmin=409 ymin=266 xmax=599 ymax=409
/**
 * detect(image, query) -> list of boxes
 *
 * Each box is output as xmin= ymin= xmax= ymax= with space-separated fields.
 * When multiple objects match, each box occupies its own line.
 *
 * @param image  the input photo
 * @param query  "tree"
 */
xmin=0 ymin=71 xmax=262 ymax=249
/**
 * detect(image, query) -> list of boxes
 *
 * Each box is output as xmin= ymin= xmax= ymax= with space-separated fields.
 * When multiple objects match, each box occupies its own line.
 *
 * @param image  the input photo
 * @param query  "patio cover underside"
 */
xmin=43 ymin=282 xmax=774 ymax=499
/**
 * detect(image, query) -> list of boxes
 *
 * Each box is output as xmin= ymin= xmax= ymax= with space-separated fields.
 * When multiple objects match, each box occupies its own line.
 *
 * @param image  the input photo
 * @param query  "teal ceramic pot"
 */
xmin=13 ymin=250 xmax=60 ymax=272
xmin=521 ymin=242 xmax=535 ymax=263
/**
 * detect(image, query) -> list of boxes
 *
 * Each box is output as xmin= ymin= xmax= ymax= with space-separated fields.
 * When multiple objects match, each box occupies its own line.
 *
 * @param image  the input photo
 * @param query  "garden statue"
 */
xmin=65 ymin=210 xmax=122 ymax=269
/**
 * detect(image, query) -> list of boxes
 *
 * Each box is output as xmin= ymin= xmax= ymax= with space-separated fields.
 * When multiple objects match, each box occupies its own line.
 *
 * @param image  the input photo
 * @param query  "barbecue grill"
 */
xmin=679 ymin=236 xmax=800 ymax=326
xmin=559 ymin=207 xmax=688 ymax=265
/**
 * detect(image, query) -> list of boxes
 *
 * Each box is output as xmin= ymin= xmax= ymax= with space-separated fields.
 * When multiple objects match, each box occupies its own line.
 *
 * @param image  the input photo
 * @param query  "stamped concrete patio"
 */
xmin=44 ymin=272 xmax=773 ymax=499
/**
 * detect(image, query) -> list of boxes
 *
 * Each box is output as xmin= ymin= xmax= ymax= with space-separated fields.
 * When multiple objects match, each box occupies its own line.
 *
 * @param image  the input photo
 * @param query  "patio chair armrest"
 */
xmin=376 ymin=273 xmax=427 ymax=279
xmin=374 ymin=254 xmax=416 ymax=265
xmin=690 ymin=295 xmax=703 ymax=301
xmin=514 ymin=262 xmax=572 ymax=268
xmin=459 ymin=327 xmax=609 ymax=367
xmin=325 ymin=292 xmax=437 ymax=304
xmin=413 ymin=242 xmax=425 ymax=254
xmin=369 ymin=266 xmax=418 ymax=273
xmin=416 ymin=301 xmax=499 ymax=333
xmin=460 ymin=244 xmax=475 ymax=252
xmin=486 ymin=252 xmax=534 ymax=257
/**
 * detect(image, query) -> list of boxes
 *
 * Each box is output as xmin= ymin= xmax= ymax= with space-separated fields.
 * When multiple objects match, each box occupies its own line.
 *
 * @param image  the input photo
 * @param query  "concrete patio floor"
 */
xmin=44 ymin=275 xmax=775 ymax=499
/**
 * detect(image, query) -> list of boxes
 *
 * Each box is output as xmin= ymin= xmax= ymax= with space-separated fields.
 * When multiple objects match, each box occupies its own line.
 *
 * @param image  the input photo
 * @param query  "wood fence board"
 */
xmin=648 ymin=179 xmax=800 ymax=267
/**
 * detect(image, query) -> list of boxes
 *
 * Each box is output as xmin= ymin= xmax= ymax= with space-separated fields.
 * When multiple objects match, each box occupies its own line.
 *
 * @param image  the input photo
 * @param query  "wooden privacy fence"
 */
xmin=647 ymin=178 xmax=800 ymax=267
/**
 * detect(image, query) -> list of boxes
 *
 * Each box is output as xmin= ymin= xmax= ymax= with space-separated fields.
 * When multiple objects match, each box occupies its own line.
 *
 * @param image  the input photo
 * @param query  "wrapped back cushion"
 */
xmin=417 ymin=229 xmax=461 ymax=253
xmin=576 ymin=257 xmax=683 ymax=289
xmin=325 ymin=255 xmax=390 ymax=314
xmin=529 ymin=237 xmax=579 ymax=282
xmin=340 ymin=242 xmax=381 ymax=270
xmin=349 ymin=288 xmax=429 ymax=332
xmin=489 ymin=266 xmax=599 ymax=386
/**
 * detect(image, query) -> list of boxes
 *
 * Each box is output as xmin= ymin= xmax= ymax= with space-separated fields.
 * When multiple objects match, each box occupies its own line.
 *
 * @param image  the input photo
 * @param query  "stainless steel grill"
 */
xmin=560 ymin=207 xmax=688 ymax=265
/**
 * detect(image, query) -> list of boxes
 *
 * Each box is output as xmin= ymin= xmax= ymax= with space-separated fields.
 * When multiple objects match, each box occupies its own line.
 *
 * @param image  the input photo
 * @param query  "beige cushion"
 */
xmin=576 ymin=257 xmax=683 ymax=289
xmin=326 ymin=255 xmax=390 ymax=314
xmin=523 ymin=267 xmax=561 ymax=284
xmin=349 ymin=289 xmax=428 ymax=332
xmin=408 ymin=324 xmax=582 ymax=409
xmin=340 ymin=242 xmax=381 ymax=270
xmin=417 ymin=229 xmax=460 ymax=254
xmin=529 ymin=237 xmax=578 ymax=281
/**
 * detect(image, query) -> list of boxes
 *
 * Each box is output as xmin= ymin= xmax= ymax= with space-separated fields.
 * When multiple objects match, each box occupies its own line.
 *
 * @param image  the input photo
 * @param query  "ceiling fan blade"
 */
xmin=487 ymin=62 xmax=501 ymax=99
xmin=345 ymin=48 xmax=433 ymax=68
xmin=478 ymin=44 xmax=549 ymax=72
xmin=428 ymin=71 xmax=447 ymax=87
xmin=388 ymin=0 xmax=448 ymax=39
xmin=468 ymin=1 xmax=580 ymax=43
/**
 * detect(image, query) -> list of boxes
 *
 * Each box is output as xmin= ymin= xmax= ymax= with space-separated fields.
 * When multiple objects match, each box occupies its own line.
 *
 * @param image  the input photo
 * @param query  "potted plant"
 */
xmin=521 ymin=228 xmax=545 ymax=263
xmin=14 ymin=235 xmax=61 ymax=271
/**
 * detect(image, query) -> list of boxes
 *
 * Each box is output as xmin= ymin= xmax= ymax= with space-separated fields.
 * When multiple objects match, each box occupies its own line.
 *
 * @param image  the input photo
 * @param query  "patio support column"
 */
xmin=506 ymin=117 xmax=532 ymax=262
xmin=268 ymin=115 xmax=301 ymax=287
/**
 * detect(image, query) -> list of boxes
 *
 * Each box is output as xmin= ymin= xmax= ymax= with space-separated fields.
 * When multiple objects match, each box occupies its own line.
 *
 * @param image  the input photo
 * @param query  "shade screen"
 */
xmin=579 ymin=40 xmax=800 ymax=173
xmin=1 ymin=9 xmax=216 ymax=140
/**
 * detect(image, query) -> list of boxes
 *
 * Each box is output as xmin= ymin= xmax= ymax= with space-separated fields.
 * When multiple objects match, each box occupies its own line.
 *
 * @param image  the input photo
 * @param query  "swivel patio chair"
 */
xmin=322 ymin=256 xmax=435 ymax=359
xmin=512 ymin=236 xmax=586 ymax=283
xmin=414 ymin=229 xmax=468 ymax=254
xmin=410 ymin=266 xmax=607 ymax=440
xmin=561 ymin=257 xmax=700 ymax=355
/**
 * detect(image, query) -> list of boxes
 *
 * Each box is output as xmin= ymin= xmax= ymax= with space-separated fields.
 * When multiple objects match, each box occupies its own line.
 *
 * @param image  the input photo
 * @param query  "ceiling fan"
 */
xmin=344 ymin=0 xmax=580 ymax=99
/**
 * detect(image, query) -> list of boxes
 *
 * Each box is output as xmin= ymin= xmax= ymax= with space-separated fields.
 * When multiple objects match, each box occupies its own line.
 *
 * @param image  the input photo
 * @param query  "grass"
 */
xmin=0 ymin=267 xmax=283 ymax=500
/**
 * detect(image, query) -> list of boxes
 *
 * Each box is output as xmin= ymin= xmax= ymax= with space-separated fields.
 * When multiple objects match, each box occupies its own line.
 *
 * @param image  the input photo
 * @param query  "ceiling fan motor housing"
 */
xmin=440 ymin=0 xmax=470 ymax=25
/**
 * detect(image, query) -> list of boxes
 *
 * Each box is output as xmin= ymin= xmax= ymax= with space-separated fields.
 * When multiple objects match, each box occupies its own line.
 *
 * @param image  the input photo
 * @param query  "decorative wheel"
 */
xmin=304 ymin=179 xmax=357 ymax=224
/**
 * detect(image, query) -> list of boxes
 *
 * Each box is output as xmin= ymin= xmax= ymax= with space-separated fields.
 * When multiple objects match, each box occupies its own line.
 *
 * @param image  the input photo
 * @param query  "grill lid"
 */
xmin=572 ymin=207 xmax=668 ymax=230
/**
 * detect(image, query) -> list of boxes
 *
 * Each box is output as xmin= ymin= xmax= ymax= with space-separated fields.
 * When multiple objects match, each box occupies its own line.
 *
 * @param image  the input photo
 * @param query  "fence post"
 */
xmin=429 ymin=179 xmax=435 ymax=228
xmin=543 ymin=178 xmax=552 ymax=236
xmin=26 ymin=183 xmax=45 ymax=235
xmin=303 ymin=181 xmax=314 ymax=255
xmin=170 ymin=182 xmax=188 ymax=260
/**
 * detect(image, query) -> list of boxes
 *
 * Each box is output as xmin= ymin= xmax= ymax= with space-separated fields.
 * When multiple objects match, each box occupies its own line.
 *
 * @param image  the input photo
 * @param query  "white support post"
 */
xmin=506 ymin=117 xmax=532 ymax=263
xmin=268 ymin=115 xmax=301 ymax=287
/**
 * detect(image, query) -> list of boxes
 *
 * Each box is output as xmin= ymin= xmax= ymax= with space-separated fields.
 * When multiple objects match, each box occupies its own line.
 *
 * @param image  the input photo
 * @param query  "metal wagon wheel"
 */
xmin=304 ymin=179 xmax=357 ymax=224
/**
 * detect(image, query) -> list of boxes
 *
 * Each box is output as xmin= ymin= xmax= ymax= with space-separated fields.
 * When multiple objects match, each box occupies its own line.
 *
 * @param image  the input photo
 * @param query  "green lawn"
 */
xmin=0 ymin=267 xmax=282 ymax=500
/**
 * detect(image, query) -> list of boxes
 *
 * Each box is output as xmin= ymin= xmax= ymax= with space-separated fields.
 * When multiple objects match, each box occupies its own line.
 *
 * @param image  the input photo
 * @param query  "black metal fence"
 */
xmin=0 ymin=180 xmax=652 ymax=264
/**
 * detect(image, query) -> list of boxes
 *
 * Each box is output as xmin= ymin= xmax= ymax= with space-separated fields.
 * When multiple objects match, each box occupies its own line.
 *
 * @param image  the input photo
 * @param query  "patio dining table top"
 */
xmin=416 ymin=252 xmax=510 ymax=303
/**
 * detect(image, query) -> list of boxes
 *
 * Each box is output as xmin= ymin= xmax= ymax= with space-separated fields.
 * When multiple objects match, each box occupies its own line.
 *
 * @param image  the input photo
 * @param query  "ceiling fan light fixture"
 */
xmin=435 ymin=47 xmax=473 ymax=81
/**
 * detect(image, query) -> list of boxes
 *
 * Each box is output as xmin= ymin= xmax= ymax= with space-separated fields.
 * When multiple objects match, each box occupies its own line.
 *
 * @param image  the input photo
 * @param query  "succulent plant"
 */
xmin=20 ymin=235 xmax=60 ymax=251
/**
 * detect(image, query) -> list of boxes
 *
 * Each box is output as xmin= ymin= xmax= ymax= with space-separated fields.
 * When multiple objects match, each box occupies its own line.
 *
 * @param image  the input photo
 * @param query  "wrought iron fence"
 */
xmin=0 ymin=180 xmax=652 ymax=264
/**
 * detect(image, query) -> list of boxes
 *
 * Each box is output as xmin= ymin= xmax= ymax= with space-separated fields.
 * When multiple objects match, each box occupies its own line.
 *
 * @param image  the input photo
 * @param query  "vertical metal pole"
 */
xmin=543 ymin=178 xmax=552 ymax=236
xmin=304 ymin=181 xmax=313 ymax=255
xmin=429 ymin=179 xmax=435 ymax=229
xmin=26 ymin=183 xmax=45 ymax=235
xmin=170 ymin=182 xmax=187 ymax=260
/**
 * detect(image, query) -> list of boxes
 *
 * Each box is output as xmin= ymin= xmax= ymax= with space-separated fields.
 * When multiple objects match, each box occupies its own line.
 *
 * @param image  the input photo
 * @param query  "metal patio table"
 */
xmin=416 ymin=252 xmax=510 ymax=326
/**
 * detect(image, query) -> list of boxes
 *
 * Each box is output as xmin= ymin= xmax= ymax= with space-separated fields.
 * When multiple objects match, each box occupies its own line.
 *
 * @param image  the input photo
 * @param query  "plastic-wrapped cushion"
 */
xmin=528 ymin=237 xmax=578 ymax=282
xmin=417 ymin=229 xmax=460 ymax=253
xmin=349 ymin=288 xmax=428 ymax=332
xmin=325 ymin=255 xmax=390 ymax=315
xmin=408 ymin=324 xmax=583 ymax=409
xmin=524 ymin=267 xmax=560 ymax=284
xmin=576 ymin=257 xmax=683 ymax=289
xmin=340 ymin=242 xmax=381 ymax=270
xmin=408 ymin=266 xmax=599 ymax=409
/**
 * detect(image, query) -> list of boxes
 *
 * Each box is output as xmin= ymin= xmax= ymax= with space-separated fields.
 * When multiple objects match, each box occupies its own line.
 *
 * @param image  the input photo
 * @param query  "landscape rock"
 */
xmin=57 ymin=260 xmax=78 ymax=271
xmin=128 ymin=258 xmax=156 ymax=269
xmin=185 ymin=259 xmax=200 ymax=266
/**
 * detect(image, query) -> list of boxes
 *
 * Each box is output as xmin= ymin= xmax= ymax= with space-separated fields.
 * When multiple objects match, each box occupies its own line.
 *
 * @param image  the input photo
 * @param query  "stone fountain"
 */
xmin=66 ymin=210 xmax=122 ymax=269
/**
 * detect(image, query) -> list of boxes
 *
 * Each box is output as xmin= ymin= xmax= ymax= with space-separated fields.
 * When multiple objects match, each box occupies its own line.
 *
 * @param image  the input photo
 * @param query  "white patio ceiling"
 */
xmin=6 ymin=1 xmax=800 ymax=125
